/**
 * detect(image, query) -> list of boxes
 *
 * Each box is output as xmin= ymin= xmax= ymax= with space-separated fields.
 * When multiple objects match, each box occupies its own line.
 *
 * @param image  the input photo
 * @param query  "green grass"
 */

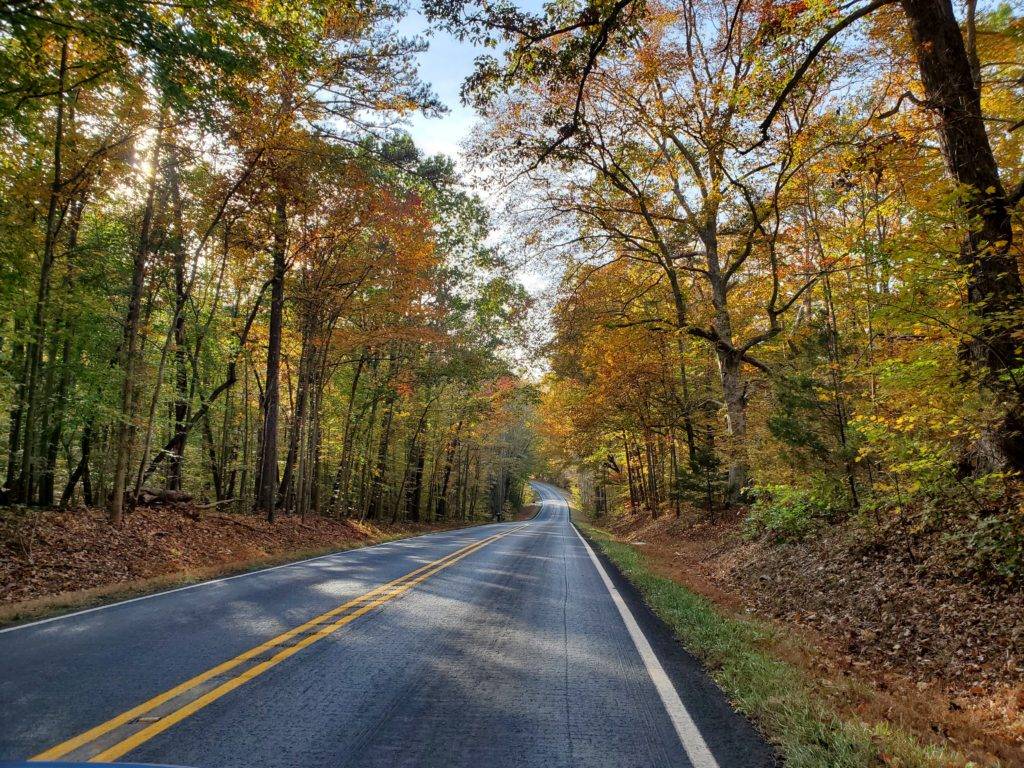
xmin=580 ymin=524 xmax=976 ymax=768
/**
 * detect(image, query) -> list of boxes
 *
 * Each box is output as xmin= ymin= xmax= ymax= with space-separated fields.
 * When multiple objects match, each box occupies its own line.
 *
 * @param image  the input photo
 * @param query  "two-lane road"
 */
xmin=0 ymin=483 xmax=774 ymax=767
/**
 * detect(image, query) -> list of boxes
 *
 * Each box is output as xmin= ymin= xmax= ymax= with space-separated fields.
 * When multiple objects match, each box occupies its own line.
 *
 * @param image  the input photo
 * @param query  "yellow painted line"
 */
xmin=32 ymin=526 xmax=525 ymax=762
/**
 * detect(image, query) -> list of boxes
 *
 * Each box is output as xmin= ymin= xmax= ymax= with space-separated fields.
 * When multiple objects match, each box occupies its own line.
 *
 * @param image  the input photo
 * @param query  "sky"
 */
xmin=397 ymin=5 xmax=552 ymax=296
xmin=397 ymin=10 xmax=488 ymax=161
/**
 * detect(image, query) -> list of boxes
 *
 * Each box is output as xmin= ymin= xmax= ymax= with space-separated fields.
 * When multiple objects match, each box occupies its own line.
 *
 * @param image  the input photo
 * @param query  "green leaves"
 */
xmin=745 ymin=484 xmax=832 ymax=541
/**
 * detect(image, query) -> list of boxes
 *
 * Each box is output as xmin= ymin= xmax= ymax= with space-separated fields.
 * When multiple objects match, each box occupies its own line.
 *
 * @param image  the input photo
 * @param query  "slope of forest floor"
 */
xmin=514 ymin=502 xmax=541 ymax=520
xmin=590 ymin=507 xmax=1023 ymax=767
xmin=0 ymin=505 xmax=480 ymax=626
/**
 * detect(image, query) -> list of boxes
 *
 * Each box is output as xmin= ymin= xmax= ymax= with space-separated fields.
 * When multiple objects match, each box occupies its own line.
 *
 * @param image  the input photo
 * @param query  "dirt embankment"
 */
xmin=514 ymin=502 xmax=541 ymax=521
xmin=0 ymin=505 xmax=474 ymax=623
xmin=598 ymin=509 xmax=1024 ymax=766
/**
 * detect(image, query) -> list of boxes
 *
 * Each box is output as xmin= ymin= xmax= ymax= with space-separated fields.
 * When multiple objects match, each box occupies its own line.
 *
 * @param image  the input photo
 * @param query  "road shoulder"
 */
xmin=573 ymin=521 xmax=778 ymax=768
xmin=576 ymin=522 xmax=984 ymax=768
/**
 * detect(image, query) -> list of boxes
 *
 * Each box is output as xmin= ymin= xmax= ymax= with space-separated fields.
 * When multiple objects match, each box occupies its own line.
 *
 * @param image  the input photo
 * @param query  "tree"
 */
xmin=0 ymin=0 xmax=535 ymax=532
xmin=759 ymin=0 xmax=1024 ymax=470
xmin=470 ymin=0 xmax=843 ymax=500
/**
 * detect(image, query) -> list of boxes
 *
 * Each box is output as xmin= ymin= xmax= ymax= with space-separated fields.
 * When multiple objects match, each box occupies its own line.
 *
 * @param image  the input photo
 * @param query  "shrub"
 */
xmin=948 ymin=506 xmax=1024 ymax=585
xmin=745 ymin=485 xmax=831 ymax=541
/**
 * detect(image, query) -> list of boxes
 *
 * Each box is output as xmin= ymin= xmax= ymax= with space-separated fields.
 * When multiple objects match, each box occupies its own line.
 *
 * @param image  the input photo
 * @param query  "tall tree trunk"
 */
xmin=19 ymin=37 xmax=69 ymax=503
xmin=366 ymin=399 xmax=394 ymax=521
xmin=166 ymin=140 xmax=189 ymax=491
xmin=706 ymin=236 xmax=750 ymax=504
xmin=392 ymin=400 xmax=431 ymax=522
xmin=222 ymin=386 xmax=238 ymax=501
xmin=303 ymin=376 xmax=324 ymax=520
xmin=717 ymin=348 xmax=748 ymax=502
xmin=60 ymin=423 xmax=93 ymax=508
xmin=434 ymin=419 xmax=463 ymax=520
xmin=109 ymin=113 xmax=163 ymax=525
xmin=634 ymin=439 xmax=649 ymax=511
xmin=327 ymin=355 xmax=365 ymax=515
xmin=645 ymin=431 xmax=659 ymax=516
xmin=901 ymin=0 xmax=1024 ymax=468
xmin=196 ymin=407 xmax=221 ymax=499
xmin=623 ymin=433 xmax=638 ymax=511
xmin=423 ymin=438 xmax=443 ymax=523
xmin=665 ymin=267 xmax=698 ymax=465
xmin=239 ymin=357 xmax=252 ymax=508
xmin=5 ymin=318 xmax=25 ymax=491
xmin=355 ymin=387 xmax=382 ymax=518
xmin=39 ymin=326 xmax=70 ymax=506
xmin=296 ymin=345 xmax=326 ymax=522
xmin=40 ymin=192 xmax=87 ymax=506
xmin=468 ymin=453 xmax=480 ymax=519
xmin=669 ymin=434 xmax=682 ymax=518
xmin=279 ymin=326 xmax=311 ymax=510
xmin=457 ymin=447 xmax=470 ymax=519
xmin=35 ymin=330 xmax=59 ymax=505
xmin=255 ymin=190 xmax=287 ymax=521
xmin=405 ymin=442 xmax=425 ymax=522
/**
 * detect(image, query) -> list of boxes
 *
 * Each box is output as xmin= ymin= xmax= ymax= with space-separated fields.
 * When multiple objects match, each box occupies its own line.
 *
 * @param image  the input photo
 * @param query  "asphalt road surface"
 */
xmin=0 ymin=482 xmax=774 ymax=767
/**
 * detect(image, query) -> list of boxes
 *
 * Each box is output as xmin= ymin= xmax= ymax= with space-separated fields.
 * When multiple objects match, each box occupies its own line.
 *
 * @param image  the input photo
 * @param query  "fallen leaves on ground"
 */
xmin=0 ymin=504 xmax=468 ymax=607
xmin=598 ymin=507 xmax=1024 ymax=766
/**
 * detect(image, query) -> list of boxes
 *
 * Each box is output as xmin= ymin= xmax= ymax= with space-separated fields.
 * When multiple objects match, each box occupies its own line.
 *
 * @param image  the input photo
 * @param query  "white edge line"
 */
xmin=570 ymin=519 xmax=721 ymax=768
xmin=0 ymin=522 xmax=506 ymax=635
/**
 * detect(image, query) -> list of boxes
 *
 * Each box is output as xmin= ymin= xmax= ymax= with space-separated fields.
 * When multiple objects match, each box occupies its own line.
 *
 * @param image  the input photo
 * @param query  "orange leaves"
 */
xmin=753 ymin=0 xmax=809 ymax=38
xmin=539 ymin=256 xmax=689 ymax=465
xmin=283 ymin=154 xmax=441 ymax=358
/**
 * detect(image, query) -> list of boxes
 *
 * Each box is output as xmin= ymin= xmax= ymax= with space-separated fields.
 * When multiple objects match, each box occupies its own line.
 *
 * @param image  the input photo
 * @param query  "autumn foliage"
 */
xmin=0 ymin=1 xmax=535 ymax=531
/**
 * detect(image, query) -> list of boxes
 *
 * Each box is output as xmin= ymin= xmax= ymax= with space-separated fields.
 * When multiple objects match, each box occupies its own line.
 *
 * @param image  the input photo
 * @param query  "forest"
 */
xmin=1 ymin=0 xmax=1023 ymax=763
xmin=0 ymin=0 xmax=537 ymax=530
xmin=496 ymin=0 xmax=1024 ymax=581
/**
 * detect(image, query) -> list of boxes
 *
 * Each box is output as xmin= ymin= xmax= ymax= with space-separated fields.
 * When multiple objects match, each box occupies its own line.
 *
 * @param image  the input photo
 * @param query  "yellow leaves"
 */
xmin=895 ymin=414 xmax=915 ymax=427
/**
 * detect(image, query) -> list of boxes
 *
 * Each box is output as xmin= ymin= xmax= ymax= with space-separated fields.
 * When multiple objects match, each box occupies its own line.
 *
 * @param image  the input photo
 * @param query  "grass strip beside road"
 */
xmin=578 ymin=524 xmax=973 ymax=768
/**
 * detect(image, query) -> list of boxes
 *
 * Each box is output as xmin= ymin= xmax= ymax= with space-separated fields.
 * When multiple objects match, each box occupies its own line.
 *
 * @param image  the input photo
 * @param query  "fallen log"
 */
xmin=136 ymin=489 xmax=193 ymax=506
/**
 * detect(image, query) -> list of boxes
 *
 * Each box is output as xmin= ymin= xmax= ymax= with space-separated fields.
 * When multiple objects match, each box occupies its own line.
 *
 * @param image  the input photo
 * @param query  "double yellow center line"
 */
xmin=33 ymin=524 xmax=526 ymax=763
